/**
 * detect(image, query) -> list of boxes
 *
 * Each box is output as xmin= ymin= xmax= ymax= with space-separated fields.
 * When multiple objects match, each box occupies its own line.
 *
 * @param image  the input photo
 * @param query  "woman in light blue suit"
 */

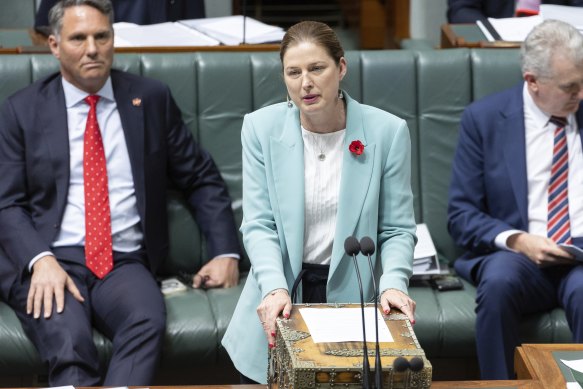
xmin=222 ymin=21 xmax=417 ymax=384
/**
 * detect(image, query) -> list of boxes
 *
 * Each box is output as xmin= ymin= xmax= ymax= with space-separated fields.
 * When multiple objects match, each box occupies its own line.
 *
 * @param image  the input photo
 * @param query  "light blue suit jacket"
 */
xmin=222 ymin=92 xmax=416 ymax=383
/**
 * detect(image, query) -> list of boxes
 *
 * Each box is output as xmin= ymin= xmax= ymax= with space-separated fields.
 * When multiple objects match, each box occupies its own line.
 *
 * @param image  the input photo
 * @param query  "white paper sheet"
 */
xmin=113 ymin=22 xmax=220 ymax=47
xmin=41 ymin=386 xmax=76 ymax=389
xmin=486 ymin=15 xmax=542 ymax=42
xmin=413 ymin=223 xmax=441 ymax=275
xmin=299 ymin=307 xmax=393 ymax=344
xmin=180 ymin=15 xmax=284 ymax=45
xmin=414 ymin=223 xmax=437 ymax=260
xmin=562 ymin=359 xmax=583 ymax=388
xmin=540 ymin=5 xmax=583 ymax=31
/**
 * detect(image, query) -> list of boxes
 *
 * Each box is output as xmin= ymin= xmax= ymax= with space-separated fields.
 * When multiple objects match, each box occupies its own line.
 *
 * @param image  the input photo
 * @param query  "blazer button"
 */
xmin=54 ymin=224 xmax=59 ymax=229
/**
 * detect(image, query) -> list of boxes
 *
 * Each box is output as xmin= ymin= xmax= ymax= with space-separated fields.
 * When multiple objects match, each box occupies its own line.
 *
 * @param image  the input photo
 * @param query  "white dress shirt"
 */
xmin=30 ymin=77 xmax=144 ymax=270
xmin=30 ymin=77 xmax=238 ymax=270
xmin=495 ymin=83 xmax=583 ymax=249
xmin=301 ymin=127 xmax=345 ymax=265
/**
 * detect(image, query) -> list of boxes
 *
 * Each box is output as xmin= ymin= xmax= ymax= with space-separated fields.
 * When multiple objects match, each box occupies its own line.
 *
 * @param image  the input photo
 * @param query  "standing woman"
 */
xmin=222 ymin=21 xmax=417 ymax=384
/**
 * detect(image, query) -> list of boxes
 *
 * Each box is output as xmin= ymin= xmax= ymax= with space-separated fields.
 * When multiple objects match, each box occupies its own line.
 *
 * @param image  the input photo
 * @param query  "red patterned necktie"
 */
xmin=547 ymin=116 xmax=572 ymax=245
xmin=83 ymin=95 xmax=113 ymax=278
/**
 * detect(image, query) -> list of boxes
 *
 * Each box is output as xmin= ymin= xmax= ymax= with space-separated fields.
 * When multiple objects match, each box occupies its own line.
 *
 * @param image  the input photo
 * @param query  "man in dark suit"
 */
xmin=0 ymin=0 xmax=240 ymax=386
xmin=35 ymin=0 xmax=205 ymax=30
xmin=447 ymin=0 xmax=583 ymax=23
xmin=448 ymin=19 xmax=583 ymax=379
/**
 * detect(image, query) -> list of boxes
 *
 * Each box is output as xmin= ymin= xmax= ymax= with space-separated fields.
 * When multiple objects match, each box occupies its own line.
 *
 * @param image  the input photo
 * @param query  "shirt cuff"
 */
xmin=213 ymin=253 xmax=240 ymax=260
xmin=494 ymin=230 xmax=524 ymax=251
xmin=28 ymin=251 xmax=55 ymax=272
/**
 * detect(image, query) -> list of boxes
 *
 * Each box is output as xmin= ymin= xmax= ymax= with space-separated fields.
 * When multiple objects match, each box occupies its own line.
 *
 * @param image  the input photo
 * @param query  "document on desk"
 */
xmin=299 ymin=307 xmax=393 ymax=344
xmin=413 ymin=223 xmax=441 ymax=276
xmin=561 ymin=359 xmax=583 ymax=388
xmin=540 ymin=5 xmax=583 ymax=33
xmin=179 ymin=15 xmax=285 ymax=45
xmin=41 ymin=386 xmax=76 ymax=389
xmin=479 ymin=15 xmax=542 ymax=42
xmin=113 ymin=22 xmax=220 ymax=47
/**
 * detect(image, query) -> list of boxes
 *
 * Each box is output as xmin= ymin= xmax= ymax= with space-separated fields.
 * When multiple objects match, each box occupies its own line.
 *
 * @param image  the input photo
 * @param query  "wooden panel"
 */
xmin=514 ymin=344 xmax=583 ymax=388
xmin=338 ymin=0 xmax=410 ymax=49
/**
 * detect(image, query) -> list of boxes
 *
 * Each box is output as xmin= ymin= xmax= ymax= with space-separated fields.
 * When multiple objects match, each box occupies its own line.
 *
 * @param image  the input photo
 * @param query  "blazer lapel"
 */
xmin=39 ymin=76 xmax=70 ymax=219
xmin=111 ymin=72 xmax=146 ymax=218
xmin=502 ymin=85 xmax=528 ymax=228
xmin=330 ymin=95 xmax=375 ymax=277
xmin=271 ymin=107 xmax=305 ymax=277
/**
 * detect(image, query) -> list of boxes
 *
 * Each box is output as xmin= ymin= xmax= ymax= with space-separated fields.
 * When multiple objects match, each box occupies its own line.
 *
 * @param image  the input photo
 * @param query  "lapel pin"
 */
xmin=132 ymin=98 xmax=142 ymax=107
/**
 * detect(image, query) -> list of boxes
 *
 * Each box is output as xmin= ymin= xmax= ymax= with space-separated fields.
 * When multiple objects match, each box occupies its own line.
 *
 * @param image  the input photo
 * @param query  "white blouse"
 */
xmin=301 ymin=127 xmax=346 ymax=265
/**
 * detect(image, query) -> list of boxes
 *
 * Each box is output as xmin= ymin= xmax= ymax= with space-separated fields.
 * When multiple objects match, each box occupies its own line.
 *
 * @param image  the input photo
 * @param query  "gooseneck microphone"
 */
xmin=344 ymin=236 xmax=371 ymax=389
xmin=409 ymin=356 xmax=424 ymax=372
xmin=242 ymin=0 xmax=247 ymax=44
xmin=360 ymin=236 xmax=382 ymax=389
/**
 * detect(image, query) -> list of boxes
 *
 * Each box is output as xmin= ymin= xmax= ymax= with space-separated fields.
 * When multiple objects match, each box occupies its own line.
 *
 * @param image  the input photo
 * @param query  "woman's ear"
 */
xmin=339 ymin=57 xmax=347 ymax=81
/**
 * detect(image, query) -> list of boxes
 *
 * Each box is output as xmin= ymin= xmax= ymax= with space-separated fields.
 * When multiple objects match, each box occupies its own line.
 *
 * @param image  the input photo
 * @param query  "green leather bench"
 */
xmin=0 ymin=49 xmax=572 ymax=384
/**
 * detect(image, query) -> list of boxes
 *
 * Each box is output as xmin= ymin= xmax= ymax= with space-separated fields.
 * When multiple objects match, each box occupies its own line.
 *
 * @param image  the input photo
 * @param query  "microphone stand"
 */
xmin=360 ymin=236 xmax=382 ymax=389
xmin=242 ymin=0 xmax=247 ymax=44
xmin=344 ymin=236 xmax=371 ymax=389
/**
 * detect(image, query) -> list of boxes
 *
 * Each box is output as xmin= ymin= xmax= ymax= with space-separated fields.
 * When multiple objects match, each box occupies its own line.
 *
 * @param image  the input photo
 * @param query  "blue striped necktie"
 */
xmin=547 ymin=115 xmax=572 ymax=244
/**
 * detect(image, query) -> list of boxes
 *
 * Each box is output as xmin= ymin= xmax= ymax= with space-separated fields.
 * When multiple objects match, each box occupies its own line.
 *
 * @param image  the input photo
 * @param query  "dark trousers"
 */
xmin=299 ymin=262 xmax=329 ymax=304
xmin=8 ymin=248 xmax=166 ymax=386
xmin=470 ymin=251 xmax=583 ymax=379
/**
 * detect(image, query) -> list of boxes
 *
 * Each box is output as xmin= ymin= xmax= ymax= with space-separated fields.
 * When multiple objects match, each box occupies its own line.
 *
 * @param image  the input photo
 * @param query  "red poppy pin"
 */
xmin=349 ymin=140 xmax=365 ymax=156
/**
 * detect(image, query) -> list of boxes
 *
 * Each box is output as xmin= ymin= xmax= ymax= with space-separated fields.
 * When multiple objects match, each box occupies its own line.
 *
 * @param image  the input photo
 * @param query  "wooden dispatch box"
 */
xmin=268 ymin=303 xmax=432 ymax=388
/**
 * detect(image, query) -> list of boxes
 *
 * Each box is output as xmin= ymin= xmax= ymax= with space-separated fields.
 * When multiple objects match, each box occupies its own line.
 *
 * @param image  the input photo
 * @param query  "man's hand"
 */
xmin=507 ymin=232 xmax=575 ymax=267
xmin=27 ymin=256 xmax=84 ymax=319
xmin=192 ymin=256 xmax=239 ymax=289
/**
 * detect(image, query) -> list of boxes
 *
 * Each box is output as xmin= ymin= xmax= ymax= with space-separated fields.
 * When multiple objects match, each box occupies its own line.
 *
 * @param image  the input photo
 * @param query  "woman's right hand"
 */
xmin=256 ymin=288 xmax=292 ymax=348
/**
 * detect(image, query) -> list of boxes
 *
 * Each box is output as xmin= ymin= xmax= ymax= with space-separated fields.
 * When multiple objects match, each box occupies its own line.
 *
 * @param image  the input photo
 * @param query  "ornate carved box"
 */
xmin=268 ymin=303 xmax=432 ymax=388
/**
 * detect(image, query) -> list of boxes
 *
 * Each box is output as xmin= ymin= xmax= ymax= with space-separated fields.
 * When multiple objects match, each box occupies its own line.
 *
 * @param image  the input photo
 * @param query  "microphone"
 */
xmin=392 ymin=357 xmax=423 ymax=388
xmin=409 ymin=356 xmax=424 ymax=372
xmin=360 ymin=236 xmax=382 ymax=389
xmin=344 ymin=236 xmax=371 ymax=389
xmin=392 ymin=356 xmax=410 ymax=373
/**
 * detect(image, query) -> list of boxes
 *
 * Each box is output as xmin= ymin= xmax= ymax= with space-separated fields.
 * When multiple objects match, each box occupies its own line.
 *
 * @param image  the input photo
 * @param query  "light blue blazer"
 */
xmin=222 ymin=92 xmax=416 ymax=383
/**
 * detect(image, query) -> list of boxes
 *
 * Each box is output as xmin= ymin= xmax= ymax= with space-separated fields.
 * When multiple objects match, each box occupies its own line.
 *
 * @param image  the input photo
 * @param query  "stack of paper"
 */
xmin=112 ymin=16 xmax=284 ymax=47
xmin=413 ymin=223 xmax=440 ymax=276
xmin=477 ymin=4 xmax=583 ymax=43
xmin=113 ymin=22 xmax=220 ymax=47
xmin=540 ymin=4 xmax=583 ymax=34
xmin=180 ymin=15 xmax=285 ymax=45
xmin=478 ymin=15 xmax=542 ymax=42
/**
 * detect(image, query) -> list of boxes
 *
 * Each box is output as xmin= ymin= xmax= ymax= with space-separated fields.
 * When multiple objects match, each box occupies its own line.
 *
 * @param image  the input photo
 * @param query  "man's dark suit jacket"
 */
xmin=35 ymin=0 xmax=205 ymax=28
xmin=0 ymin=69 xmax=240 ymax=299
xmin=447 ymin=0 xmax=583 ymax=23
xmin=447 ymin=83 xmax=583 ymax=281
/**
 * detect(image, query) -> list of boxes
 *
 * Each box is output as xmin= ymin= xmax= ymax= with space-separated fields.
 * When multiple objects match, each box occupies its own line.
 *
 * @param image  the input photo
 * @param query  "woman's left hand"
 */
xmin=380 ymin=289 xmax=416 ymax=324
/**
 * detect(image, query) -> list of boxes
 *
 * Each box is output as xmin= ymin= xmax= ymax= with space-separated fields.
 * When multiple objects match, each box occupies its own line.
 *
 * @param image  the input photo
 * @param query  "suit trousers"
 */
xmin=8 ymin=248 xmax=166 ymax=386
xmin=472 ymin=251 xmax=583 ymax=379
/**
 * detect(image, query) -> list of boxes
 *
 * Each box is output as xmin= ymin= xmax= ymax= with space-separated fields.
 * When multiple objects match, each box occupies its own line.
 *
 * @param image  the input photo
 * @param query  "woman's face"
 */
xmin=282 ymin=41 xmax=346 ymax=118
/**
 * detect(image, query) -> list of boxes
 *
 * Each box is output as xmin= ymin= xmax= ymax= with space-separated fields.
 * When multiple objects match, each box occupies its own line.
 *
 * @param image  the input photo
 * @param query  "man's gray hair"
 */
xmin=521 ymin=19 xmax=583 ymax=78
xmin=48 ymin=0 xmax=114 ymax=38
